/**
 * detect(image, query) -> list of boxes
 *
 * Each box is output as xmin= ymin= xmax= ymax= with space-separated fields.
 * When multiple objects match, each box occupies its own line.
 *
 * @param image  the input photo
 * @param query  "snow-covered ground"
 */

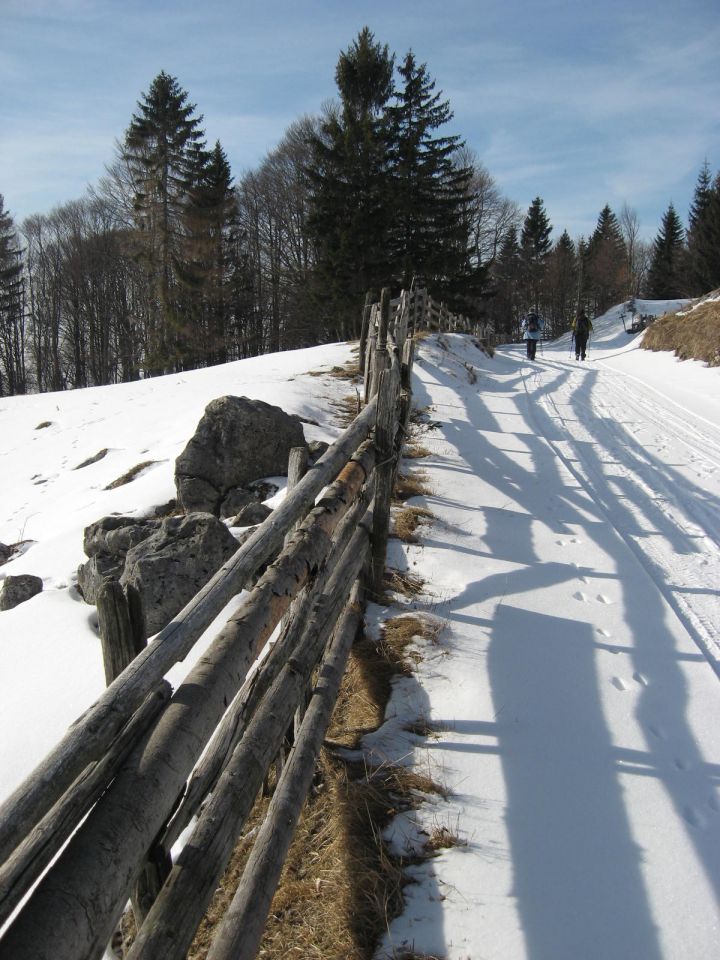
xmin=1 ymin=301 xmax=719 ymax=958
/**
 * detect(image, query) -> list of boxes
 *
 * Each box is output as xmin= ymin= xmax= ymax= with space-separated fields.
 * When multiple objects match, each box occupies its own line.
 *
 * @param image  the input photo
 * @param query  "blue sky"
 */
xmin=2 ymin=0 xmax=719 ymax=241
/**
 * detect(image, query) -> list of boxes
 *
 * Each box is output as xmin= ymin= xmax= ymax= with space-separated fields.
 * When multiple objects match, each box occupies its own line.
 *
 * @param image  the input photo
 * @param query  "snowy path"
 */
xmin=372 ymin=334 xmax=720 ymax=960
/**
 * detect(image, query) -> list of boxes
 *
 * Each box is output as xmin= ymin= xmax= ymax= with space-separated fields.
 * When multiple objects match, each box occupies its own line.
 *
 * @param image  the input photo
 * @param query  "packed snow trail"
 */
xmin=370 ymin=332 xmax=720 ymax=960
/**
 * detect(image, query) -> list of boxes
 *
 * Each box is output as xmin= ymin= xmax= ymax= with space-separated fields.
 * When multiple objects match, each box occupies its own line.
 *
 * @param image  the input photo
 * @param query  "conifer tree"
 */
xmin=491 ymin=225 xmax=523 ymax=339
xmin=520 ymin=196 xmax=552 ymax=312
xmin=122 ymin=71 xmax=207 ymax=372
xmin=687 ymin=163 xmax=720 ymax=293
xmin=307 ymin=28 xmax=394 ymax=335
xmin=0 ymin=195 xmax=26 ymax=395
xmin=646 ymin=202 xmax=686 ymax=298
xmin=386 ymin=51 xmax=472 ymax=293
xmin=585 ymin=204 xmax=627 ymax=312
xmin=544 ymin=230 xmax=578 ymax=336
xmin=184 ymin=140 xmax=240 ymax=365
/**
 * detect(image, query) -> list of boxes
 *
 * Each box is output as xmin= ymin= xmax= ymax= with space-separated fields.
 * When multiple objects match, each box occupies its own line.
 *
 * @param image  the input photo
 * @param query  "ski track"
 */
xmin=518 ymin=355 xmax=720 ymax=672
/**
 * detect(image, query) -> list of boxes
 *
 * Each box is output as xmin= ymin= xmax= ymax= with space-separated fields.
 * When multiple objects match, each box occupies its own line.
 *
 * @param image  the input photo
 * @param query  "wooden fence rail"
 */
xmin=0 ymin=285 xmax=473 ymax=959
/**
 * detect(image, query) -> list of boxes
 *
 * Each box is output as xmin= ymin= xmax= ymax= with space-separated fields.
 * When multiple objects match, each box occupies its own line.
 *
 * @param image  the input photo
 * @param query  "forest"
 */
xmin=1 ymin=27 xmax=719 ymax=397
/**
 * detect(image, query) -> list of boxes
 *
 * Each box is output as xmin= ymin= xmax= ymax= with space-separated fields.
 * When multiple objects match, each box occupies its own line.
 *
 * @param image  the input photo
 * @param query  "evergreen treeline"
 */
xmin=1 ymin=30 xmax=719 ymax=397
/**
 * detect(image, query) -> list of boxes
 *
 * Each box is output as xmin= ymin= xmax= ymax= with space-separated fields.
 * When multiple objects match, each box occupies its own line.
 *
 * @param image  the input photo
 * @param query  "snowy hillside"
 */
xmin=1 ymin=303 xmax=719 ymax=959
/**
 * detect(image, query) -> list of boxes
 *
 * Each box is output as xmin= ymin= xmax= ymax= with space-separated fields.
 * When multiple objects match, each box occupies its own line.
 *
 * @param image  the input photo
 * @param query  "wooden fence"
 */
xmin=0 ymin=287 xmax=487 ymax=960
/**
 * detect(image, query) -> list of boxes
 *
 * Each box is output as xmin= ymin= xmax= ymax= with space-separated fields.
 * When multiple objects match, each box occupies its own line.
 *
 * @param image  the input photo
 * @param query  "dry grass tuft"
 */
xmin=104 ymin=460 xmax=158 ymax=490
xmin=307 ymin=362 xmax=360 ymax=380
xmin=332 ymin=392 xmax=362 ymax=426
xmin=402 ymin=442 xmax=431 ymax=460
xmin=384 ymin=568 xmax=425 ymax=600
xmin=424 ymin=825 xmax=467 ymax=853
xmin=642 ymin=295 xmax=720 ymax=366
xmin=393 ymin=471 xmax=430 ymax=503
xmin=74 ymin=448 xmax=108 ymax=470
xmin=392 ymin=505 xmax=433 ymax=544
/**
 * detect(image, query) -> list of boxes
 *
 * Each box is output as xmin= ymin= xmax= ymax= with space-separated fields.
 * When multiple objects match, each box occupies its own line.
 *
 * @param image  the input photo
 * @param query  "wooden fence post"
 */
xmin=358 ymin=291 xmax=373 ymax=377
xmin=97 ymin=580 xmax=146 ymax=687
xmin=371 ymin=361 xmax=401 ymax=597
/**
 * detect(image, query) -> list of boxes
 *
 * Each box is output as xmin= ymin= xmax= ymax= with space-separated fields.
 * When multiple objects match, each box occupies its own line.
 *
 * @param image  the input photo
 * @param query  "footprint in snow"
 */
xmin=648 ymin=723 xmax=666 ymax=740
xmin=674 ymin=757 xmax=690 ymax=771
xmin=574 ymin=591 xmax=589 ymax=603
xmin=597 ymin=627 xmax=612 ymax=638
xmin=611 ymin=676 xmax=628 ymax=692
xmin=597 ymin=594 xmax=614 ymax=605
xmin=633 ymin=672 xmax=648 ymax=687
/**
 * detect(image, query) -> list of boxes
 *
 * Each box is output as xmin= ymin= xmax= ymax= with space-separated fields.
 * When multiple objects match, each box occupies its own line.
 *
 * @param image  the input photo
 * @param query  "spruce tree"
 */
xmin=185 ymin=141 xmax=241 ymax=366
xmin=491 ymin=225 xmax=522 ymax=339
xmin=687 ymin=164 xmax=720 ymax=293
xmin=386 ymin=51 xmax=472 ymax=293
xmin=520 ymin=196 xmax=552 ymax=313
xmin=646 ymin=202 xmax=686 ymax=299
xmin=307 ymin=28 xmax=394 ymax=335
xmin=585 ymin=204 xmax=627 ymax=312
xmin=123 ymin=71 xmax=207 ymax=372
xmin=0 ymin=195 xmax=26 ymax=395
xmin=545 ymin=230 xmax=578 ymax=336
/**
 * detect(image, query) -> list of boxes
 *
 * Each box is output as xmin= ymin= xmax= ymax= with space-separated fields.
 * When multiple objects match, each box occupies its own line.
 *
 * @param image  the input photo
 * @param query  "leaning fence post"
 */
xmin=371 ymin=364 xmax=400 ymax=597
xmin=97 ymin=581 xmax=146 ymax=686
xmin=358 ymin=291 xmax=373 ymax=377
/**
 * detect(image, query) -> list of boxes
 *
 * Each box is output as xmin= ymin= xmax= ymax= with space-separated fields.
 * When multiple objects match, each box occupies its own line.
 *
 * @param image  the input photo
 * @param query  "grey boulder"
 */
xmin=0 ymin=574 xmax=43 ymax=611
xmin=175 ymin=396 xmax=305 ymax=515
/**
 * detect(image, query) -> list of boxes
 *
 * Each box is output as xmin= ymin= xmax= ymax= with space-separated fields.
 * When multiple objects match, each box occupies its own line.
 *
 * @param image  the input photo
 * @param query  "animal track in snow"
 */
xmin=574 ymin=591 xmax=589 ymax=602
xmin=597 ymin=627 xmax=612 ymax=638
xmin=596 ymin=594 xmax=614 ymax=605
xmin=611 ymin=676 xmax=628 ymax=692
xmin=633 ymin=672 xmax=648 ymax=686
xmin=648 ymin=723 xmax=666 ymax=740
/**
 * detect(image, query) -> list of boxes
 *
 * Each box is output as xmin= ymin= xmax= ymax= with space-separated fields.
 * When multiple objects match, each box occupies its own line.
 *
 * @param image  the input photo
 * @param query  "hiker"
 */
xmin=572 ymin=308 xmax=593 ymax=360
xmin=522 ymin=310 xmax=544 ymax=360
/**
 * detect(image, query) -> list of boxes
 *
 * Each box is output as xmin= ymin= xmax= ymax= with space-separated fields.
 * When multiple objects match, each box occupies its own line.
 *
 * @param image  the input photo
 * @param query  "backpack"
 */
xmin=575 ymin=315 xmax=589 ymax=336
xmin=527 ymin=313 xmax=539 ymax=332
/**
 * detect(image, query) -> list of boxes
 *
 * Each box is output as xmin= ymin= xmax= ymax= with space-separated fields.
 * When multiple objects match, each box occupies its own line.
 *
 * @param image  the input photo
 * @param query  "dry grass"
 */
xmin=393 ymin=471 xmax=430 ymax=504
xmin=392 ymin=505 xmax=433 ymax=544
xmin=402 ymin=442 xmax=431 ymax=460
xmin=424 ymin=825 xmax=467 ymax=854
xmin=104 ymin=460 xmax=159 ymax=490
xmin=180 ymin=613 xmax=447 ymax=960
xmin=34 ymin=420 xmax=52 ymax=429
xmin=383 ymin=568 xmax=425 ymax=601
xmin=74 ymin=448 xmax=108 ymax=470
xmin=642 ymin=294 xmax=720 ymax=366
xmin=308 ymin=362 xmax=361 ymax=380
xmin=331 ymin=392 xmax=363 ymax=426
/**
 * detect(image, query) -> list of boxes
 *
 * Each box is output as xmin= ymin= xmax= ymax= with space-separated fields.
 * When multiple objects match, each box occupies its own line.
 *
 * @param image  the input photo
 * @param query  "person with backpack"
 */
xmin=571 ymin=308 xmax=593 ymax=360
xmin=522 ymin=310 xmax=544 ymax=360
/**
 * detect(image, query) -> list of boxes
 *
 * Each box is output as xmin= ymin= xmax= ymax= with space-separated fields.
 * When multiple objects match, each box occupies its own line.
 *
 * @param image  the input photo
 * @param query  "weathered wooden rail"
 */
xmin=0 ymin=286 xmax=486 ymax=960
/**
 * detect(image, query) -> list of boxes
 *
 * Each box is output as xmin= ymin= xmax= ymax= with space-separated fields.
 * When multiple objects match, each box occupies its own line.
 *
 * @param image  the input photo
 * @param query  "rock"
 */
xmin=0 ymin=574 xmax=43 ymax=611
xmin=175 ymin=396 xmax=305 ymax=514
xmin=78 ymin=516 xmax=161 ymax=604
xmin=308 ymin=440 xmax=329 ymax=461
xmin=0 ymin=542 xmax=12 ymax=565
xmin=218 ymin=487 xmax=256 ymax=520
xmin=120 ymin=512 xmax=239 ymax=636
xmin=232 ymin=502 xmax=273 ymax=526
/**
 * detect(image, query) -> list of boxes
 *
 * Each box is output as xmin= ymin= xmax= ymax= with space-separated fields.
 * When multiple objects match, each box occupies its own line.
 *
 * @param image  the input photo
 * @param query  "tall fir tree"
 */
xmin=687 ymin=164 xmax=720 ymax=293
xmin=306 ymin=28 xmax=394 ymax=336
xmin=585 ymin=204 xmax=627 ymax=313
xmin=122 ymin=71 xmax=207 ymax=372
xmin=0 ymin=195 xmax=26 ymax=395
xmin=185 ymin=140 xmax=242 ymax=366
xmin=386 ymin=51 xmax=472 ymax=295
xmin=519 ymin=196 xmax=552 ymax=313
xmin=490 ymin=225 xmax=523 ymax=339
xmin=544 ymin=230 xmax=578 ymax=337
xmin=646 ymin=202 xmax=686 ymax=299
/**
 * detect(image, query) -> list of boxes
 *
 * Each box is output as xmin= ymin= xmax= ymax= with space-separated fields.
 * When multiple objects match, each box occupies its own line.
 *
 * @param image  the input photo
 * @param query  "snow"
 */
xmin=2 ymin=303 xmax=719 ymax=958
